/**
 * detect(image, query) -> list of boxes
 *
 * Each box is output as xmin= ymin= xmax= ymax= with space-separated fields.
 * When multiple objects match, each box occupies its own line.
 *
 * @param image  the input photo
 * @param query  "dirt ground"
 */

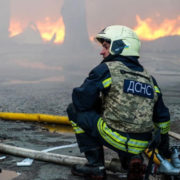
xmin=0 ymin=84 xmax=180 ymax=180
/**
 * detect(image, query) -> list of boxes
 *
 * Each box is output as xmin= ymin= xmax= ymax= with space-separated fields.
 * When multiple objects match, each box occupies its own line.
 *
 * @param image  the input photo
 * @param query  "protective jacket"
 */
xmin=102 ymin=61 xmax=158 ymax=133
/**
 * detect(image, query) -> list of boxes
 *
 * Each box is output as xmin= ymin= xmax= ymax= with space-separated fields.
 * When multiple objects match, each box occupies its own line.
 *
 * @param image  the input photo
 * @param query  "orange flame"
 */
xmin=134 ymin=15 xmax=180 ymax=40
xmin=8 ymin=17 xmax=65 ymax=44
xmin=89 ymin=36 xmax=95 ymax=42
xmin=9 ymin=19 xmax=26 ymax=37
xmin=36 ymin=17 xmax=65 ymax=44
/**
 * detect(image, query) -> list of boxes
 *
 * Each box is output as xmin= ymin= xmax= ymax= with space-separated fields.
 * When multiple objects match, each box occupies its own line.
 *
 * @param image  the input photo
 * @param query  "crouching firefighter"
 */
xmin=66 ymin=25 xmax=171 ymax=180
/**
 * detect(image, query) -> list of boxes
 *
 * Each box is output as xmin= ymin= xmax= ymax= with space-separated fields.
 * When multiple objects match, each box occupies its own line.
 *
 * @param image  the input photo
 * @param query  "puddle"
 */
xmin=0 ymin=170 xmax=20 ymax=180
xmin=43 ymin=124 xmax=74 ymax=133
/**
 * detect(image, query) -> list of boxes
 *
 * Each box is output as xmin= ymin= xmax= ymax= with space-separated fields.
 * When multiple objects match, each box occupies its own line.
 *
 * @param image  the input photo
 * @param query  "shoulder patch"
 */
xmin=123 ymin=79 xmax=154 ymax=99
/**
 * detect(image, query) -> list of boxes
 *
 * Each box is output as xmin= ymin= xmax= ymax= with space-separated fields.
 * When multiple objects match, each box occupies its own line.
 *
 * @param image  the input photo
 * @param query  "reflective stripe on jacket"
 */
xmin=97 ymin=118 xmax=149 ymax=154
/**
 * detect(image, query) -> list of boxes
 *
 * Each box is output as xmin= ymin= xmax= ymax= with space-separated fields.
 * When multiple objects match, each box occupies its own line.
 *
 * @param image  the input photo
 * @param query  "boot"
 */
xmin=127 ymin=156 xmax=146 ymax=180
xmin=71 ymin=147 xmax=106 ymax=180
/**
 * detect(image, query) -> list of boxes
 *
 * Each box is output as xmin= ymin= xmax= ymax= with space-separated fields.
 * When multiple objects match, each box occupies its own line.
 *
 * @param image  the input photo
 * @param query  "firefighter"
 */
xmin=67 ymin=25 xmax=170 ymax=180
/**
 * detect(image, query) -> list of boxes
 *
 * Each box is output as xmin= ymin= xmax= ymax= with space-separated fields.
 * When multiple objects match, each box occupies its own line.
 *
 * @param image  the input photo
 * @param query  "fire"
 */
xmin=134 ymin=15 xmax=180 ymax=41
xmin=9 ymin=19 xmax=26 ymax=37
xmin=36 ymin=17 xmax=65 ymax=44
xmin=89 ymin=36 xmax=95 ymax=42
xmin=9 ymin=17 xmax=65 ymax=44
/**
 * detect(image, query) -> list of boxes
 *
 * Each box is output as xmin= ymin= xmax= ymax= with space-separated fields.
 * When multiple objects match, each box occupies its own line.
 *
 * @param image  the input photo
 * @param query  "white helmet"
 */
xmin=95 ymin=25 xmax=141 ymax=57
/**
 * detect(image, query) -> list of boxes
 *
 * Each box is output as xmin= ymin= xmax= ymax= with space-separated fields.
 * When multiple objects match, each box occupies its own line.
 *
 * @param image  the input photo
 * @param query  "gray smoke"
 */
xmin=0 ymin=0 xmax=179 ymax=87
xmin=0 ymin=0 xmax=10 ymax=42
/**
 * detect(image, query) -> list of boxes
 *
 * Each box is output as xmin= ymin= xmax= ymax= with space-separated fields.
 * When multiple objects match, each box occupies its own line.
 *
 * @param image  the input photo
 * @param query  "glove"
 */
xmin=158 ymin=133 xmax=171 ymax=159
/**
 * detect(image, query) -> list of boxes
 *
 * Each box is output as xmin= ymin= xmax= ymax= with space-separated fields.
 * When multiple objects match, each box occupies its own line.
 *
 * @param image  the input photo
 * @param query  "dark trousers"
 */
xmin=66 ymin=103 xmax=135 ymax=165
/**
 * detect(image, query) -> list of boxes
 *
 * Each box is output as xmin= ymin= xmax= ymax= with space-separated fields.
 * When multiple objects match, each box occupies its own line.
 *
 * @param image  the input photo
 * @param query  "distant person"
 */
xmin=67 ymin=25 xmax=170 ymax=180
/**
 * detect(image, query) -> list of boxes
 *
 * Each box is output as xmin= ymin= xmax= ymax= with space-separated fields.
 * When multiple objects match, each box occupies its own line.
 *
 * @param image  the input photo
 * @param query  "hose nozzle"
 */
xmin=171 ymin=146 xmax=180 ymax=168
xmin=157 ymin=154 xmax=180 ymax=175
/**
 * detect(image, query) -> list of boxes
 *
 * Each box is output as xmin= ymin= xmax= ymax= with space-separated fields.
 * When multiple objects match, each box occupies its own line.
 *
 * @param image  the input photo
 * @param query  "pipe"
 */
xmin=0 ymin=143 xmax=121 ymax=172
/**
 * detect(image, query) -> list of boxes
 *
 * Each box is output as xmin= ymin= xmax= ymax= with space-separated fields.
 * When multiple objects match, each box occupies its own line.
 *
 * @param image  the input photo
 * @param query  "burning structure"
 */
xmin=6 ymin=0 xmax=92 ymax=52
xmin=1 ymin=0 xmax=179 ymax=46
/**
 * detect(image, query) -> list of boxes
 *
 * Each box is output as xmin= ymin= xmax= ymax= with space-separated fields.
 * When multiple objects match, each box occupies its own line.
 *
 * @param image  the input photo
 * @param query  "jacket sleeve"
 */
xmin=152 ymin=77 xmax=170 ymax=134
xmin=72 ymin=63 xmax=111 ymax=112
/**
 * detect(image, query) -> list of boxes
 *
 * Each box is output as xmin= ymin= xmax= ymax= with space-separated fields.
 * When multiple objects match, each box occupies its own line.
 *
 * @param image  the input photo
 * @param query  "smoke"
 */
xmin=10 ymin=0 xmax=63 ymax=21
xmin=0 ymin=0 xmax=10 ymax=40
xmin=8 ymin=0 xmax=180 ymax=41
xmin=0 ymin=0 xmax=179 ymax=86
xmin=86 ymin=0 xmax=180 ymax=36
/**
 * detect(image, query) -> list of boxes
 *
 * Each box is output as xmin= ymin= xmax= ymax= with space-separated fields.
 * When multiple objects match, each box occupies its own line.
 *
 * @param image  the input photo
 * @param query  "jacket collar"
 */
xmin=101 ymin=54 xmax=140 ymax=64
xmin=100 ymin=55 xmax=144 ymax=71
